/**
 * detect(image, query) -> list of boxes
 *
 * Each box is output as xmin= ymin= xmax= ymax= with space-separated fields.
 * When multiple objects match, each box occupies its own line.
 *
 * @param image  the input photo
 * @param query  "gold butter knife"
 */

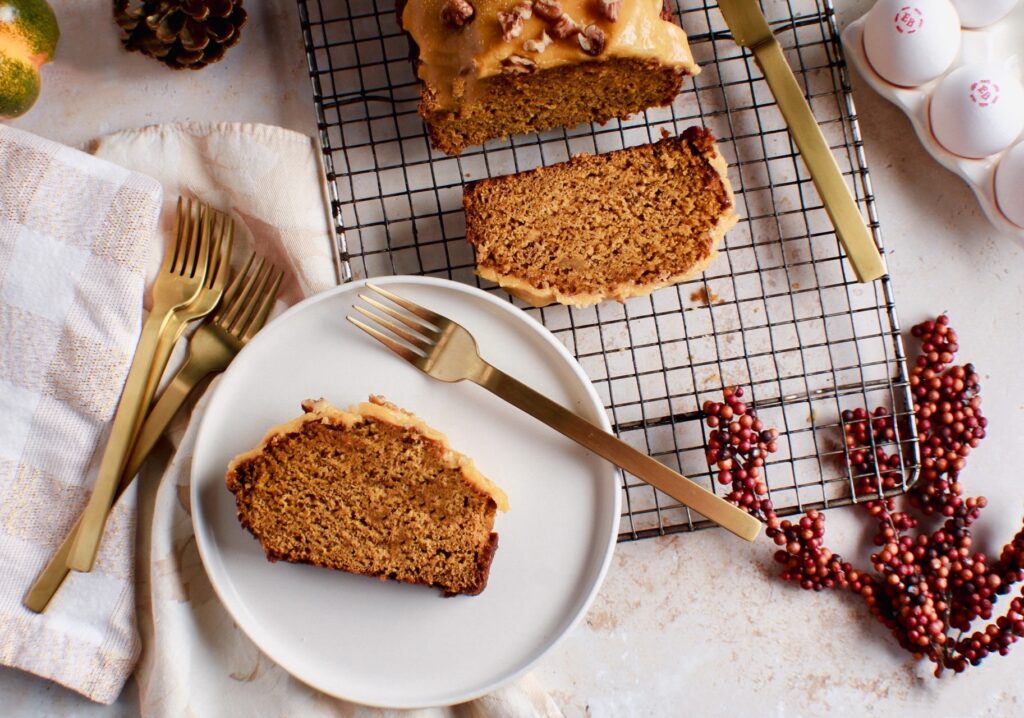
xmin=717 ymin=0 xmax=886 ymax=283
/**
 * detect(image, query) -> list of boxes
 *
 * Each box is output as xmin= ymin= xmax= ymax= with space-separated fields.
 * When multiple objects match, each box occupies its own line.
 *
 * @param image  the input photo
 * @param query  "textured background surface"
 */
xmin=6 ymin=0 xmax=1024 ymax=715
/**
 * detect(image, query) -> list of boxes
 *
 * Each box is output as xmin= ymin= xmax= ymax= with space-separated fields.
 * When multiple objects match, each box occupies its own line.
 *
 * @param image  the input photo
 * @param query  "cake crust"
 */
xmin=463 ymin=126 xmax=739 ymax=307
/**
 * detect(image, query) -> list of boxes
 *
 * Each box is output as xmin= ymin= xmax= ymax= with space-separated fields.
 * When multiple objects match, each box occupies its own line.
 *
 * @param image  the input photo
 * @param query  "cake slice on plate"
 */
xmin=226 ymin=396 xmax=508 ymax=596
xmin=463 ymin=126 xmax=738 ymax=307
xmin=400 ymin=0 xmax=699 ymax=154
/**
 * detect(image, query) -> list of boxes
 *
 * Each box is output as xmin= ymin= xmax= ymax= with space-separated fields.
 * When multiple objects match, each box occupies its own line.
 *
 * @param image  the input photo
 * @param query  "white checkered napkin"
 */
xmin=0 ymin=125 xmax=162 ymax=704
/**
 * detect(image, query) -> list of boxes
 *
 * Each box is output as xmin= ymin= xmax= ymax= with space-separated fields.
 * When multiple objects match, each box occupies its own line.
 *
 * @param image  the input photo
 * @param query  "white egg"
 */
xmin=929 ymin=64 xmax=1024 ymax=158
xmin=862 ymin=0 xmax=962 ymax=87
xmin=995 ymin=142 xmax=1024 ymax=228
xmin=952 ymin=0 xmax=1019 ymax=28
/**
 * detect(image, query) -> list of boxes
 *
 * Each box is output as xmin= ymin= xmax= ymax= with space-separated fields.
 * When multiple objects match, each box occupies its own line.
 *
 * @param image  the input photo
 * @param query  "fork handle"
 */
xmin=133 ymin=313 xmax=189 ymax=439
xmin=66 ymin=312 xmax=172 ymax=572
xmin=474 ymin=365 xmax=762 ymax=541
xmin=126 ymin=345 xmax=216 ymax=480
xmin=23 ymin=352 xmax=216 ymax=612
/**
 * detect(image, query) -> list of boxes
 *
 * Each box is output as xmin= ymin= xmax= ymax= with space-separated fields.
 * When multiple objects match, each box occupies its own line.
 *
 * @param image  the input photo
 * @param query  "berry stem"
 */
xmin=703 ymin=315 xmax=1024 ymax=675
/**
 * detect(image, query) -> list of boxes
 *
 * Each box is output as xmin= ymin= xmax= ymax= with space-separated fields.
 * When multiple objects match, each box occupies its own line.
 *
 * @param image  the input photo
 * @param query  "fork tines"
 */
xmin=347 ymin=283 xmax=441 ymax=362
xmin=216 ymin=252 xmax=283 ymax=341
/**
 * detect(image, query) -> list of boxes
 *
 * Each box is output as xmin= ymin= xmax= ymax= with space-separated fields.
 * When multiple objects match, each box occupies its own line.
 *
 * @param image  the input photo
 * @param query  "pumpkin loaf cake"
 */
xmin=400 ymin=0 xmax=699 ymax=155
xmin=463 ymin=126 xmax=738 ymax=307
xmin=226 ymin=396 xmax=508 ymax=596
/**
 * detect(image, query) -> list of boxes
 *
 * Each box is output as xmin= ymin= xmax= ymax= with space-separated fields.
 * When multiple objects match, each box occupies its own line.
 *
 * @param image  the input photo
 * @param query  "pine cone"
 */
xmin=113 ymin=0 xmax=247 ymax=70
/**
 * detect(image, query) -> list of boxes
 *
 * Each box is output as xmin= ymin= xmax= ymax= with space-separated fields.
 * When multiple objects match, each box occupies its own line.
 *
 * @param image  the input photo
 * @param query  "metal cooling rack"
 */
xmin=295 ymin=0 xmax=922 ymax=540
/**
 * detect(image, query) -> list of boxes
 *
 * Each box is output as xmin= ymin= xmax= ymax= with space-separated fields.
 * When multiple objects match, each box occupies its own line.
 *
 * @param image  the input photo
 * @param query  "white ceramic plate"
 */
xmin=191 ymin=276 xmax=620 ymax=708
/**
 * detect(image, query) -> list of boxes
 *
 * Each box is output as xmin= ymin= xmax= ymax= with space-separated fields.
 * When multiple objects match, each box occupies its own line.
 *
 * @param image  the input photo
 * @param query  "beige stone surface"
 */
xmin=5 ymin=0 xmax=1024 ymax=715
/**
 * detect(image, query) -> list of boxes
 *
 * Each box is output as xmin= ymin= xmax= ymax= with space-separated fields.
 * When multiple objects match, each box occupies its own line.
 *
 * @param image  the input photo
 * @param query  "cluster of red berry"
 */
xmin=702 ymin=316 xmax=1024 ymax=675
xmin=703 ymin=386 xmax=776 ymax=515
xmin=702 ymin=389 xmax=850 ymax=592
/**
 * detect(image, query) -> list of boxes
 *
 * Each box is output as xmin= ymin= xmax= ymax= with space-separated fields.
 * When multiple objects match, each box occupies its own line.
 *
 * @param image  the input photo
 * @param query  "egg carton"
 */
xmin=842 ymin=2 xmax=1024 ymax=242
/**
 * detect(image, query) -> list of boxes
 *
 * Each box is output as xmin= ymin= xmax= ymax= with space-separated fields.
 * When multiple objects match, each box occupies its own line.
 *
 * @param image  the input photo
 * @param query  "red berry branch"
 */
xmin=703 ymin=315 xmax=1024 ymax=675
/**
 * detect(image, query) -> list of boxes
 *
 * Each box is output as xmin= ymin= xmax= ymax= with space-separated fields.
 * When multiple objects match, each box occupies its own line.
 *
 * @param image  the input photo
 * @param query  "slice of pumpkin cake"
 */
xmin=400 ymin=0 xmax=700 ymax=155
xmin=463 ymin=126 xmax=738 ymax=307
xmin=226 ymin=396 xmax=508 ymax=596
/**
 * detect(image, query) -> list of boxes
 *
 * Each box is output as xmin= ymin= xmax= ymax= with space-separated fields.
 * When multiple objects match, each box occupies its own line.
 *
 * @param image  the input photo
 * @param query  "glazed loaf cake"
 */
xmin=463 ymin=126 xmax=738 ymax=307
xmin=226 ymin=397 xmax=509 ymax=596
xmin=400 ymin=0 xmax=699 ymax=155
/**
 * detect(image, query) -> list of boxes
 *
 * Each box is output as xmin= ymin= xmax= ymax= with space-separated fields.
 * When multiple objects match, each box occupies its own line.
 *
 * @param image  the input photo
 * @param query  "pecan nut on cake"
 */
xmin=226 ymin=397 xmax=508 ymax=596
xmin=400 ymin=0 xmax=700 ymax=154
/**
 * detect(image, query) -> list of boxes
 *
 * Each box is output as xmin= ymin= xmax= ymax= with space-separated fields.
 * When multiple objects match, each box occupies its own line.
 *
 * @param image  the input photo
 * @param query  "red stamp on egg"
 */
xmin=970 ymin=80 xmax=1000 ymax=108
xmin=893 ymin=6 xmax=923 ymax=34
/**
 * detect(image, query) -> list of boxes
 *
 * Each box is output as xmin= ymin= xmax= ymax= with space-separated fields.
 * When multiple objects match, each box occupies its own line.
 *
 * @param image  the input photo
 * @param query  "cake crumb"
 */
xmin=690 ymin=286 xmax=723 ymax=306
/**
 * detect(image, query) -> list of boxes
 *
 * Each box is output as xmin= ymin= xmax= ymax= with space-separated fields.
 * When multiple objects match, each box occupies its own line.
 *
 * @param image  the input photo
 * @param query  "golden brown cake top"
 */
xmin=228 ymin=396 xmax=510 ymax=511
xmin=402 ymin=0 xmax=699 ymax=109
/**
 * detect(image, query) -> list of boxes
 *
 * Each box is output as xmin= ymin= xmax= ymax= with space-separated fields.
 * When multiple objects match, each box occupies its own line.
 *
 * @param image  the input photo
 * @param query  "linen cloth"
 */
xmin=0 ymin=124 xmax=163 ymax=704
xmin=88 ymin=122 xmax=561 ymax=717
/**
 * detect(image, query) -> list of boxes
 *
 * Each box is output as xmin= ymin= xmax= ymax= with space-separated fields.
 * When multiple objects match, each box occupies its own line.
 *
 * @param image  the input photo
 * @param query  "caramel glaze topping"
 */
xmin=402 ymin=0 xmax=699 ymax=110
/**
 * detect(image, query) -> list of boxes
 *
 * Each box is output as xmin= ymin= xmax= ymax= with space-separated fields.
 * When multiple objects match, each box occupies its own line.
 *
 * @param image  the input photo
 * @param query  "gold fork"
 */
xmin=23 ymin=254 xmax=281 ymax=612
xmin=126 ymin=253 xmax=282 ymax=475
xmin=67 ymin=198 xmax=221 ymax=572
xmin=348 ymin=284 xmax=762 ymax=542
xmin=137 ymin=209 xmax=235 ymax=425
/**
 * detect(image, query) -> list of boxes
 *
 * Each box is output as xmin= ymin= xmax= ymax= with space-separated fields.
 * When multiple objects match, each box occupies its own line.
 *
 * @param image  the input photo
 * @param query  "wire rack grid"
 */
xmin=295 ymin=0 xmax=922 ymax=541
